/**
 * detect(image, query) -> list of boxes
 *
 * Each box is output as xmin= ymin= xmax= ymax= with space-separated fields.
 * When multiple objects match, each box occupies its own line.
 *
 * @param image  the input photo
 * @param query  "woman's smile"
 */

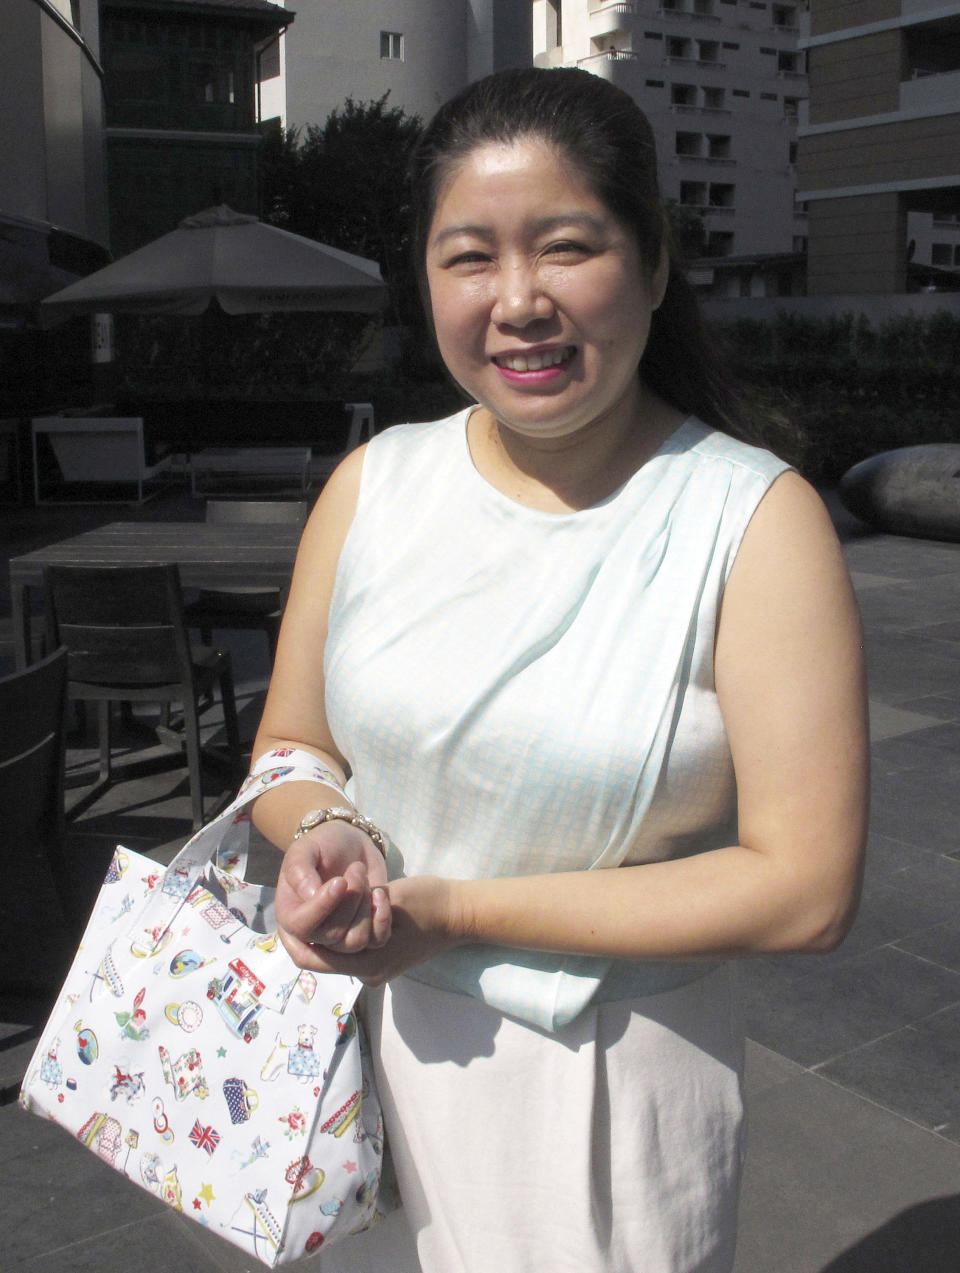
xmin=491 ymin=344 xmax=577 ymax=382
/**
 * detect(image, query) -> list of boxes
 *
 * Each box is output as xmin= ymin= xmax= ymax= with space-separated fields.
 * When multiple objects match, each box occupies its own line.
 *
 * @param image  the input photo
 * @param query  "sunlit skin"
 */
xmin=424 ymin=139 xmax=678 ymax=510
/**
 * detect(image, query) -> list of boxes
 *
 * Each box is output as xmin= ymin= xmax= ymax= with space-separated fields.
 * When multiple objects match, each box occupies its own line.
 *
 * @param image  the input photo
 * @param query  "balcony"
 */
xmin=577 ymin=49 xmax=640 ymax=68
xmin=664 ymin=56 xmax=727 ymax=70
xmin=589 ymin=0 xmax=637 ymax=37
xmin=671 ymin=103 xmax=732 ymax=115
xmin=900 ymin=67 xmax=960 ymax=113
xmin=657 ymin=5 xmax=722 ymax=21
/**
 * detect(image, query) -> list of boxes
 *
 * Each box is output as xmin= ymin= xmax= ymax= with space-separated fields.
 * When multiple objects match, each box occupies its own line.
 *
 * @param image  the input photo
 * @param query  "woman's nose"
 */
xmin=491 ymin=263 xmax=555 ymax=328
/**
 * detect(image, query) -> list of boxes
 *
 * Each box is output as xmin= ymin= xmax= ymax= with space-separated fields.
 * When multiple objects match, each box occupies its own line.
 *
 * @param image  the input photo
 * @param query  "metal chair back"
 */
xmin=0 ymin=645 xmax=72 ymax=989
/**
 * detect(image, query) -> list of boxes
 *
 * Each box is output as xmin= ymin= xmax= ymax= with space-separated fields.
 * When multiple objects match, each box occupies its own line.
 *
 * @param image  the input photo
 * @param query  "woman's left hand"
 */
xmin=278 ymin=875 xmax=463 ymax=986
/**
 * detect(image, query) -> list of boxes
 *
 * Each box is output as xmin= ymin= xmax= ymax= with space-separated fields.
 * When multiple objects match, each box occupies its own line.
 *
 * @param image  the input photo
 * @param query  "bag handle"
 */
xmin=122 ymin=749 xmax=345 ymax=943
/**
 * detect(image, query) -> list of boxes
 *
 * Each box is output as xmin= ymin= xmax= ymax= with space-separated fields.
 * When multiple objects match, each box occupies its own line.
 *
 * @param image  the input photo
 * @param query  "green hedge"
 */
xmin=712 ymin=311 xmax=960 ymax=483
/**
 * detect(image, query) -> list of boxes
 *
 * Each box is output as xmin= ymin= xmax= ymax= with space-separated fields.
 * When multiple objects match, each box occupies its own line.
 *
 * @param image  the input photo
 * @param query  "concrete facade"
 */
xmin=1 ymin=0 xmax=108 ymax=248
xmin=531 ymin=0 xmax=811 ymax=274
xmin=797 ymin=0 xmax=960 ymax=293
xmin=270 ymin=0 xmax=533 ymax=132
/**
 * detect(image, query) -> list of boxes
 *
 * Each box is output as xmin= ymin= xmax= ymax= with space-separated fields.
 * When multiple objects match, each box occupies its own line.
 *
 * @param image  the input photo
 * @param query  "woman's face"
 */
xmin=425 ymin=137 xmax=666 ymax=443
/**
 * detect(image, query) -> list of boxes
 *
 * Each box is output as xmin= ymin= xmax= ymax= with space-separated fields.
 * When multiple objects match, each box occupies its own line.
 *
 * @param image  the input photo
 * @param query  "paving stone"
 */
xmin=1 ymin=1100 xmax=160 ymax=1265
xmin=816 ymin=1003 xmax=960 ymax=1142
xmin=733 ymin=1069 xmax=960 ymax=1273
xmin=741 ymin=944 xmax=960 ymax=1069
xmin=894 ymin=921 xmax=960 ymax=975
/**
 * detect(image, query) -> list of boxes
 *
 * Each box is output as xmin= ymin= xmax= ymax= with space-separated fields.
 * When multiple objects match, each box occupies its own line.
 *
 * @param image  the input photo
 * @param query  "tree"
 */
xmin=260 ymin=95 xmax=424 ymax=329
xmin=664 ymin=200 xmax=707 ymax=262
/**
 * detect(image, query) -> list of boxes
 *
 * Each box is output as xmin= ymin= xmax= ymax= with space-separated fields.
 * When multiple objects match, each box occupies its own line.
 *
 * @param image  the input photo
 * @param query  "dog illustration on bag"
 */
xmin=260 ymin=1024 xmax=321 ymax=1084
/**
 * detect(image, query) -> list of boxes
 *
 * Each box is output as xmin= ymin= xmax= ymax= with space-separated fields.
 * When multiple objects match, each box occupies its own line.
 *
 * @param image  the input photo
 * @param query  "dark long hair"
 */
xmin=409 ymin=66 xmax=751 ymax=439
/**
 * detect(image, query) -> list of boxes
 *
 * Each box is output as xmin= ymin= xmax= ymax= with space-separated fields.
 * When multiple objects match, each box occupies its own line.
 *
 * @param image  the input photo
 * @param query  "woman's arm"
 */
xmin=278 ymin=472 xmax=869 ymax=983
xmin=251 ymin=445 xmax=392 ymax=950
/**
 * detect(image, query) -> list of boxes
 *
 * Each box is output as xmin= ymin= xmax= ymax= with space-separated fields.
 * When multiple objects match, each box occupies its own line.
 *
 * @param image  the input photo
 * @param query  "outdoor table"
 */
xmin=9 ymin=520 xmax=302 ymax=669
xmin=189 ymin=446 xmax=313 ymax=497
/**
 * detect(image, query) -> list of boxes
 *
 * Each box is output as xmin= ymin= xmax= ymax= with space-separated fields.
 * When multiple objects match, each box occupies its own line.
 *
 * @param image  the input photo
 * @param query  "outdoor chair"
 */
xmin=0 ymin=645 xmax=73 ymax=989
xmin=184 ymin=499 xmax=309 ymax=662
xmin=44 ymin=563 xmax=242 ymax=830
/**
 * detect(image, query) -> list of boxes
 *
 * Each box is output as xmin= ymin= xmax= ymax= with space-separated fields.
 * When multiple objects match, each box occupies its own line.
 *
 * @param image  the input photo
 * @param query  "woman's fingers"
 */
xmin=369 ymin=886 xmax=392 ymax=948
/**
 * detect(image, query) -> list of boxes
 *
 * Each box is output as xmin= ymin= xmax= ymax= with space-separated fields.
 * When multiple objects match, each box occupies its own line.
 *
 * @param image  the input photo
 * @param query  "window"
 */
xmin=732 ymin=87 xmax=750 ymax=96
xmin=193 ymin=62 xmax=235 ymax=105
xmin=784 ymin=95 xmax=800 ymax=120
xmin=646 ymin=79 xmax=666 ymax=87
xmin=722 ymin=41 xmax=740 ymax=49
xmin=707 ymin=134 xmax=731 ymax=158
xmin=931 ymin=243 xmax=952 ymax=266
xmin=698 ymin=40 xmax=720 ymax=62
xmin=671 ymin=82 xmax=697 ymax=105
xmin=546 ymin=0 xmax=562 ymax=47
xmin=667 ymin=37 xmax=692 ymax=58
xmin=788 ymin=140 xmax=798 ymax=164
xmin=703 ymin=86 xmax=726 ymax=108
xmin=680 ymin=181 xmax=707 ymax=205
xmin=709 ymin=182 xmax=735 ymax=207
xmin=760 ymin=91 xmax=778 ymax=100
xmin=778 ymin=49 xmax=804 ymax=73
xmin=773 ymin=4 xmax=797 ymax=25
xmin=49 ymin=0 xmax=81 ymax=28
xmin=676 ymin=131 xmax=702 ymax=155
xmin=707 ymin=230 xmax=734 ymax=256
xmin=259 ymin=37 xmax=280 ymax=81
xmin=644 ymin=30 xmax=664 ymax=39
xmin=380 ymin=31 xmax=404 ymax=60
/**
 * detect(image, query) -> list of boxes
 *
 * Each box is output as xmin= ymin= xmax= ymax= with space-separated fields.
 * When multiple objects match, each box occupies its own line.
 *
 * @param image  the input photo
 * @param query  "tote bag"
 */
xmin=19 ymin=759 xmax=383 ymax=1266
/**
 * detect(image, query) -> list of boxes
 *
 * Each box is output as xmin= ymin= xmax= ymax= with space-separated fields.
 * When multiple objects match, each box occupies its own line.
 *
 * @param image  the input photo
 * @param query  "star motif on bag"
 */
xmin=343 ymin=1159 xmax=358 ymax=1174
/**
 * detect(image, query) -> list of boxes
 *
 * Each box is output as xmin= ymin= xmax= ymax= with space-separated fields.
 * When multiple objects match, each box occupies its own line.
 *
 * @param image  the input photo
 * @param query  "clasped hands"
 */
xmin=275 ymin=820 xmax=458 ymax=985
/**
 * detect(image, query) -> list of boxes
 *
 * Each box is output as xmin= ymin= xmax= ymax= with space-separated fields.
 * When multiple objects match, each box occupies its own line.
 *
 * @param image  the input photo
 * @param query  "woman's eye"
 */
xmin=447 ymin=251 xmax=489 ymax=267
xmin=543 ymin=240 xmax=590 ymax=258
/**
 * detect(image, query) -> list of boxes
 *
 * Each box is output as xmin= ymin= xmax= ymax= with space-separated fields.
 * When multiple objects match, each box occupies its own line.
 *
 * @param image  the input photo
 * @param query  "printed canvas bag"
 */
xmin=20 ymin=752 xmax=383 ymax=1266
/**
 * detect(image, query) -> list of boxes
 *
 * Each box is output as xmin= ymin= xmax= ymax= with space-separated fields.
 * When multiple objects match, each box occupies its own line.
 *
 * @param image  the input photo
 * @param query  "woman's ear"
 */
xmin=651 ymin=238 xmax=670 ymax=312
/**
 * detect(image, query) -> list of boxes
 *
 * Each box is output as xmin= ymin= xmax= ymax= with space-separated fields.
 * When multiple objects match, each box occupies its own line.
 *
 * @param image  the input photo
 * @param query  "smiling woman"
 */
xmin=247 ymin=67 xmax=868 ymax=1273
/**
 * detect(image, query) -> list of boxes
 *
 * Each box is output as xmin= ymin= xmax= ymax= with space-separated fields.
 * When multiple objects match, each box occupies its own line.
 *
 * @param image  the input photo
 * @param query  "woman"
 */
xmin=250 ymin=68 xmax=868 ymax=1273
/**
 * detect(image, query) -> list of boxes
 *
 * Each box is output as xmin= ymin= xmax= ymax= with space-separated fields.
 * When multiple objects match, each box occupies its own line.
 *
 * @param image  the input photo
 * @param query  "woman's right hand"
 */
xmin=275 ymin=820 xmax=392 ymax=957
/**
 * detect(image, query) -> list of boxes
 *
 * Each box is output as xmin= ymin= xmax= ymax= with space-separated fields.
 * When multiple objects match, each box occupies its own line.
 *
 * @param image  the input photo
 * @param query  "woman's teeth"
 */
xmin=496 ymin=348 xmax=571 ymax=372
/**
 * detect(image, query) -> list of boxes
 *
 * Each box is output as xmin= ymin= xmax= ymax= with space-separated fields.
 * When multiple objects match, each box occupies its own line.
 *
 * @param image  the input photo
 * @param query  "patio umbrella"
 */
xmin=39 ymin=205 xmax=388 ymax=320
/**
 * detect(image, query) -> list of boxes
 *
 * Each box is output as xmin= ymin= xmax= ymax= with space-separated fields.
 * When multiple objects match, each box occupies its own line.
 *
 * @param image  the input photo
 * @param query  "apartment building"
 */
xmin=264 ymin=0 xmax=532 ymax=132
xmin=532 ymin=0 xmax=810 ymax=292
xmin=797 ymin=0 xmax=960 ymax=293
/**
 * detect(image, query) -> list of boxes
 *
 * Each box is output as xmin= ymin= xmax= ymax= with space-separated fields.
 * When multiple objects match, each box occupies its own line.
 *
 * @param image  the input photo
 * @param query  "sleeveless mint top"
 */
xmin=325 ymin=408 xmax=790 ymax=1031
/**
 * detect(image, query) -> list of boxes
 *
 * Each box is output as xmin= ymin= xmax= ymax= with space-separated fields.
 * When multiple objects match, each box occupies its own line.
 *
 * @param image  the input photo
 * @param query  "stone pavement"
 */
xmin=1 ymin=487 xmax=959 ymax=1271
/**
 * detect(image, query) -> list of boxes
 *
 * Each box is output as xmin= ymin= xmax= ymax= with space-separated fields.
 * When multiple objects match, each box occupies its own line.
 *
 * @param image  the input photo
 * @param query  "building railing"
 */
xmin=657 ymin=7 xmax=723 ymax=21
xmin=670 ymin=104 xmax=733 ymax=114
xmin=589 ymin=0 xmax=638 ymax=14
xmin=664 ymin=56 xmax=727 ymax=69
xmin=577 ymin=49 xmax=640 ymax=65
xmin=676 ymin=154 xmax=737 ymax=164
